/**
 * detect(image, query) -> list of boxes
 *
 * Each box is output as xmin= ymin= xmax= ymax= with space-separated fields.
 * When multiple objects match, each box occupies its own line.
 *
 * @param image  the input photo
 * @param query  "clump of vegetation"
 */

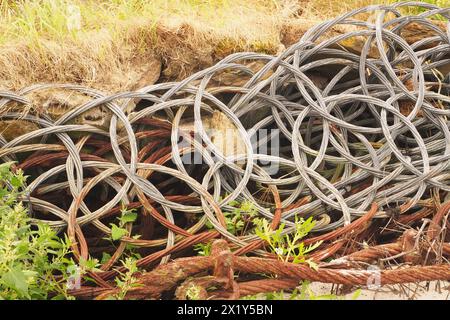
xmin=0 ymin=162 xmax=76 ymax=300
xmin=109 ymin=206 xmax=138 ymax=241
xmin=201 ymin=198 xmax=321 ymax=268
xmin=0 ymin=162 xmax=145 ymax=300
xmin=254 ymin=216 xmax=322 ymax=269
xmin=194 ymin=241 xmax=212 ymax=256
xmin=205 ymin=198 xmax=258 ymax=235
xmin=109 ymin=257 xmax=142 ymax=300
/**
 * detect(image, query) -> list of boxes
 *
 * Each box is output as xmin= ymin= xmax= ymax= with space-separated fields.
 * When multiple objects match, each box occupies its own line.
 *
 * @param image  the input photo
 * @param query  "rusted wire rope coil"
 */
xmin=71 ymin=239 xmax=450 ymax=299
xmin=0 ymin=2 xmax=449 ymax=276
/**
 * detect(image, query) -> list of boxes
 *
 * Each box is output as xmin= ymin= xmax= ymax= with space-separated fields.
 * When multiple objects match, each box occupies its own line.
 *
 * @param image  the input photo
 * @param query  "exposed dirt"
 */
xmin=309 ymin=281 xmax=450 ymax=300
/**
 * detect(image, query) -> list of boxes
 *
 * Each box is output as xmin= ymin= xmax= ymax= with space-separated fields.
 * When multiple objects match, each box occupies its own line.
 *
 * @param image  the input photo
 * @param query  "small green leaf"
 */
xmin=306 ymin=259 xmax=319 ymax=271
xmin=119 ymin=211 xmax=137 ymax=225
xmin=111 ymin=224 xmax=128 ymax=241
xmin=351 ymin=289 xmax=361 ymax=300
xmin=0 ymin=162 xmax=13 ymax=176
xmin=2 ymin=268 xmax=30 ymax=298
xmin=194 ymin=242 xmax=212 ymax=256
xmin=10 ymin=175 xmax=22 ymax=189
xmin=0 ymin=187 xmax=8 ymax=198
xmin=101 ymin=252 xmax=112 ymax=264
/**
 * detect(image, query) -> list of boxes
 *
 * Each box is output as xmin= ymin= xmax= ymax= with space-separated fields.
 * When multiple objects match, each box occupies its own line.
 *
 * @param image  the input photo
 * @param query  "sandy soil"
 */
xmin=310 ymin=281 xmax=450 ymax=300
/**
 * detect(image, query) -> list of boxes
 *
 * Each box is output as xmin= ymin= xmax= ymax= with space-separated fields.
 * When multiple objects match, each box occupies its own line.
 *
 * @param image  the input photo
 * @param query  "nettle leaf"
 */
xmin=101 ymin=252 xmax=112 ymax=264
xmin=111 ymin=224 xmax=128 ymax=241
xmin=15 ymin=241 xmax=30 ymax=256
xmin=10 ymin=175 xmax=23 ymax=189
xmin=119 ymin=211 xmax=137 ymax=225
xmin=2 ymin=267 xmax=29 ymax=298
xmin=0 ymin=187 xmax=8 ymax=198
xmin=0 ymin=162 xmax=13 ymax=176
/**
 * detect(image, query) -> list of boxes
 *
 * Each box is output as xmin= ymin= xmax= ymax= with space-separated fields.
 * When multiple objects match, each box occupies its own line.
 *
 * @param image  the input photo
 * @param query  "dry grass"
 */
xmin=0 ymin=0 xmax=292 ymax=90
xmin=0 ymin=0 xmax=448 ymax=92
